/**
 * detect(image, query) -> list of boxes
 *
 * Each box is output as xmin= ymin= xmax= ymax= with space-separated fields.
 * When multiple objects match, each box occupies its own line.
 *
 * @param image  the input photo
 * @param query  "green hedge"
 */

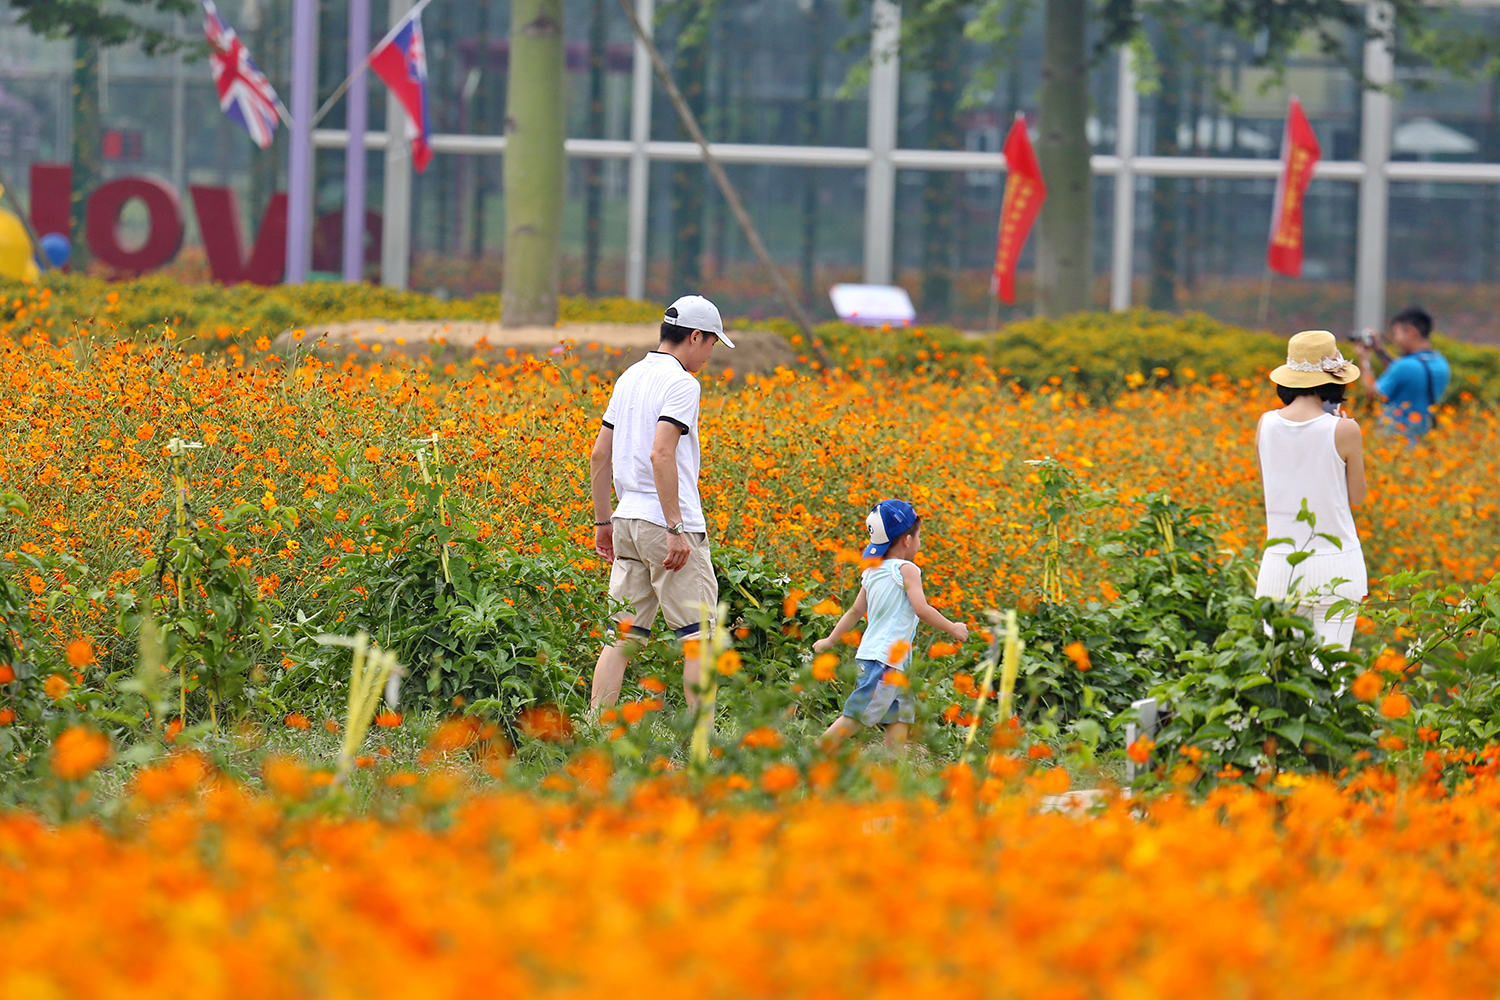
xmin=807 ymin=309 xmax=1500 ymax=404
xmin=0 ymin=274 xmax=660 ymax=342
xmin=6 ymin=277 xmax=1497 ymax=405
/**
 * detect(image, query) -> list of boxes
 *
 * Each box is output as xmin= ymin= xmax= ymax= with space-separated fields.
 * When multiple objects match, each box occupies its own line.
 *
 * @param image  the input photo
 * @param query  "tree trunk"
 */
xmin=1148 ymin=19 xmax=1184 ymax=310
xmin=502 ymin=0 xmax=566 ymax=326
xmin=921 ymin=17 xmax=962 ymax=319
xmin=1035 ymin=0 xmax=1092 ymax=316
xmin=582 ymin=0 xmax=607 ymax=295
xmin=70 ymin=36 xmax=100 ymax=271
xmin=670 ymin=34 xmax=707 ymax=290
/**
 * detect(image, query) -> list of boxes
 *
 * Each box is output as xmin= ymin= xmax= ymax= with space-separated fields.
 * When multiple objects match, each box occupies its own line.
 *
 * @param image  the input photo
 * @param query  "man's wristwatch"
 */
xmin=666 ymin=521 xmax=685 ymax=535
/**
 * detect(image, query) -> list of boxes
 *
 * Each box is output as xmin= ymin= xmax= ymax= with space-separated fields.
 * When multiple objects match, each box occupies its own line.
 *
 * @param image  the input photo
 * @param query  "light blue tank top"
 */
xmin=855 ymin=558 xmax=919 ymax=669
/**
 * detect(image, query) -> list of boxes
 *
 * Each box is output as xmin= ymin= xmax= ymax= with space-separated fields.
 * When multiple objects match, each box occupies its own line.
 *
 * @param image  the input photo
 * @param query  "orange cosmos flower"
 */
xmin=427 ymin=716 xmax=482 ymax=753
xmin=284 ymin=713 xmax=311 ymax=730
xmin=43 ymin=674 xmax=70 ymax=700
xmin=715 ymin=649 xmax=742 ymax=676
xmin=518 ymin=704 xmax=573 ymax=743
xmin=811 ymin=652 xmax=838 ymax=681
xmin=50 ymin=726 xmax=111 ymax=780
xmin=1351 ymin=671 xmax=1384 ymax=702
xmin=886 ymin=641 xmax=911 ymax=665
xmin=1063 ymin=641 xmax=1091 ymax=672
xmin=374 ymin=710 xmax=403 ymax=728
xmin=640 ymin=675 xmax=667 ymax=694
xmin=261 ymin=755 xmax=311 ymax=800
xmin=1127 ymin=735 xmax=1156 ymax=764
xmin=740 ymin=727 xmax=783 ymax=750
xmin=0 ymin=708 xmax=14 ymax=725
xmin=0 ymin=663 xmax=14 ymax=684
xmin=759 ymin=763 xmax=800 ymax=794
xmin=66 ymin=639 xmax=95 ymax=667
xmin=1380 ymin=693 xmax=1411 ymax=720
xmin=928 ymin=641 xmax=958 ymax=657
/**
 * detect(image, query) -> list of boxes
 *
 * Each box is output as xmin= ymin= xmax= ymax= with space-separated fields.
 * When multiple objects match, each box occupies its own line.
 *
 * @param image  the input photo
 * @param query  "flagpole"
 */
xmin=343 ymin=0 xmax=371 ymax=282
xmin=312 ymin=0 xmax=436 ymax=129
xmin=286 ymin=0 xmax=318 ymax=283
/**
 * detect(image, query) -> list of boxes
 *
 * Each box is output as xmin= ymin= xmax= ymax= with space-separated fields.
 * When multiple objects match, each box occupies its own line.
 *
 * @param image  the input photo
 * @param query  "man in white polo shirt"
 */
xmin=589 ymin=294 xmax=733 ymax=711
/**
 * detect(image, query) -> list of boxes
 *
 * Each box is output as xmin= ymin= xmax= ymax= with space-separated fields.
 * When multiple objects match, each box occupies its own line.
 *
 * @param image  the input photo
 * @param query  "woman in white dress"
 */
xmin=1255 ymin=330 xmax=1369 ymax=649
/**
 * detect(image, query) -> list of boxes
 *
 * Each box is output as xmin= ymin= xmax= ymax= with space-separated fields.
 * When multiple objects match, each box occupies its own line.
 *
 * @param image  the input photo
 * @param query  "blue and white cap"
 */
xmin=862 ymin=499 xmax=919 ymax=559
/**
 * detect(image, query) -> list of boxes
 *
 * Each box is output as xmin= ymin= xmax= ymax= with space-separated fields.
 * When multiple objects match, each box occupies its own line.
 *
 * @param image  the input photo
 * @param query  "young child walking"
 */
xmin=812 ymin=499 xmax=969 ymax=751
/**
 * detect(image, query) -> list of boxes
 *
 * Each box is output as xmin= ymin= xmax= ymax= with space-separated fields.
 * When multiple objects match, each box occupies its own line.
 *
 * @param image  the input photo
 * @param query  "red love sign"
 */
xmin=29 ymin=162 xmax=381 ymax=286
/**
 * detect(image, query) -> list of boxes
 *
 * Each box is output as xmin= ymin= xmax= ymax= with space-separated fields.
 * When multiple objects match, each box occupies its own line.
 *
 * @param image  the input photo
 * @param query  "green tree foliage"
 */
xmin=6 ymin=0 xmax=195 ymax=51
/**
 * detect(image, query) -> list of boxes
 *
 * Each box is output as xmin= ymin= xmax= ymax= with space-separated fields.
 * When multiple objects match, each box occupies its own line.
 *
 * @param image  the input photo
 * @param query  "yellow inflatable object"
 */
xmin=0 ymin=205 xmax=38 ymax=283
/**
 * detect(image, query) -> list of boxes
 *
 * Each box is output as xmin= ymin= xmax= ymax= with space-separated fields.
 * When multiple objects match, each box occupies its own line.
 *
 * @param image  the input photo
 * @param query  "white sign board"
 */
xmin=829 ymin=283 xmax=917 ymax=327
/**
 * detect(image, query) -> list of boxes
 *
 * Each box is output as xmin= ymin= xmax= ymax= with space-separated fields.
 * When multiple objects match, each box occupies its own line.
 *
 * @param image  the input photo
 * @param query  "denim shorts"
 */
xmin=842 ymin=658 xmax=915 ymax=727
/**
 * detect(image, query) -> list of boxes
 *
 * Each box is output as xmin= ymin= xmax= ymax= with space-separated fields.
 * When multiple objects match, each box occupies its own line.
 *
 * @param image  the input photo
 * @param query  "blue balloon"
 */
xmin=39 ymin=232 xmax=70 ymax=268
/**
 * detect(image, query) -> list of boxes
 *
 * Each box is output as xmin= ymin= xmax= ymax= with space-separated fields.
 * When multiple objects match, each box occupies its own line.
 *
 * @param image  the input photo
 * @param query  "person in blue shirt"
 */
xmin=1354 ymin=306 xmax=1450 ymax=440
xmin=812 ymin=499 xmax=969 ymax=753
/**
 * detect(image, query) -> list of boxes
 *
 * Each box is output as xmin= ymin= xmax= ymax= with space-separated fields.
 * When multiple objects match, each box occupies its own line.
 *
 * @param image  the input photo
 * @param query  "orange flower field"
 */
xmin=2 ymin=286 xmax=1500 ymax=997
xmin=7 ymin=764 xmax=1500 ymax=998
xmin=0 ymin=325 xmax=1496 ymax=628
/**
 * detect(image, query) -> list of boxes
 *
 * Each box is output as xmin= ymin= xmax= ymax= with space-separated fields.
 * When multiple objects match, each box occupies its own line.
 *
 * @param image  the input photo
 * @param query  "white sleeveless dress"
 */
xmin=1255 ymin=411 xmax=1367 ymax=648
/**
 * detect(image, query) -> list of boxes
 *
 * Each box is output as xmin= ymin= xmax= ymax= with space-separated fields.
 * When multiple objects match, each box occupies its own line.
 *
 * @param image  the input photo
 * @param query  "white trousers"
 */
xmin=1297 ymin=597 xmax=1358 ymax=651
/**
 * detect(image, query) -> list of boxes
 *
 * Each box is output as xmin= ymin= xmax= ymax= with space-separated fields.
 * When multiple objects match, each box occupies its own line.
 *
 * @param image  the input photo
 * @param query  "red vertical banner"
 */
xmin=1267 ymin=97 xmax=1322 ymax=277
xmin=992 ymin=114 xmax=1047 ymax=305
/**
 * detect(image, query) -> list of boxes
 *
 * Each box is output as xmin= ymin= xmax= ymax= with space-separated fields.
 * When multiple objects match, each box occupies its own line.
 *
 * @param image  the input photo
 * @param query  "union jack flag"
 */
xmin=203 ymin=0 xmax=282 ymax=149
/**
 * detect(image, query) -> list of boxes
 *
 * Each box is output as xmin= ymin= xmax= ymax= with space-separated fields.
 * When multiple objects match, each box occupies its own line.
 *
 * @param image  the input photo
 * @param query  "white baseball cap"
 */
xmin=664 ymin=294 xmax=734 ymax=348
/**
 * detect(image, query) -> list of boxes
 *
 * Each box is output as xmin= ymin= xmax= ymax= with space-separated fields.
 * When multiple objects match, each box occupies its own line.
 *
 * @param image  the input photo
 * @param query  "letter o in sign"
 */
xmin=86 ymin=176 xmax=185 ymax=275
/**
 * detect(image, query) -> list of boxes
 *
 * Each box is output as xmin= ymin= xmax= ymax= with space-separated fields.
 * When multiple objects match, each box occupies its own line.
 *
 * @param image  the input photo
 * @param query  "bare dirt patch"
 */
xmin=279 ymin=320 xmax=799 ymax=380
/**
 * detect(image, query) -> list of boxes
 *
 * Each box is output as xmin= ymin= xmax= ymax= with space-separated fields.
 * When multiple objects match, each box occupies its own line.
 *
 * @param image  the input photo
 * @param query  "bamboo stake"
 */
xmin=167 ymin=437 xmax=202 ymax=723
xmin=333 ymin=631 xmax=403 ymax=785
xmin=963 ymin=610 xmax=1005 ymax=755
xmin=688 ymin=602 xmax=725 ymax=772
xmin=996 ymin=610 xmax=1023 ymax=723
xmin=414 ymin=436 xmax=451 ymax=584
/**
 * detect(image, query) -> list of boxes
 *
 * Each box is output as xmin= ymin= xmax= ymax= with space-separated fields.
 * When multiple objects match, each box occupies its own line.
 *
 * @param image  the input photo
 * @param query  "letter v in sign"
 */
xmin=189 ymin=187 xmax=288 ymax=285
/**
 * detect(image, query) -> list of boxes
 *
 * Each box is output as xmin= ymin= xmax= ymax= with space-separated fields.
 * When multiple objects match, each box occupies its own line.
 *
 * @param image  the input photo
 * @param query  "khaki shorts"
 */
xmin=609 ymin=518 xmax=718 ymax=639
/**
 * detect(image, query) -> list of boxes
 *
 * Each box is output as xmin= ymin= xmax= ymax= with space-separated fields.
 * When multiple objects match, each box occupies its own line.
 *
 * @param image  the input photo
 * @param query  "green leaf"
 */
xmin=1275 ymin=679 xmax=1317 ymax=700
xmin=1271 ymin=719 xmax=1305 ymax=747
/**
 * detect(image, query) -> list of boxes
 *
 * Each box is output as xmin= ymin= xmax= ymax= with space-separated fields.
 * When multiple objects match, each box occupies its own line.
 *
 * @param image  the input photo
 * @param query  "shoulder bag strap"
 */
xmin=1417 ymin=352 xmax=1439 ymax=428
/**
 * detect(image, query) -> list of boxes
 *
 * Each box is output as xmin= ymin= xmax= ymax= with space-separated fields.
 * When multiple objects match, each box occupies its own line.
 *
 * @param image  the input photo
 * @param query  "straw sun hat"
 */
xmin=1269 ymin=330 xmax=1361 ymax=388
